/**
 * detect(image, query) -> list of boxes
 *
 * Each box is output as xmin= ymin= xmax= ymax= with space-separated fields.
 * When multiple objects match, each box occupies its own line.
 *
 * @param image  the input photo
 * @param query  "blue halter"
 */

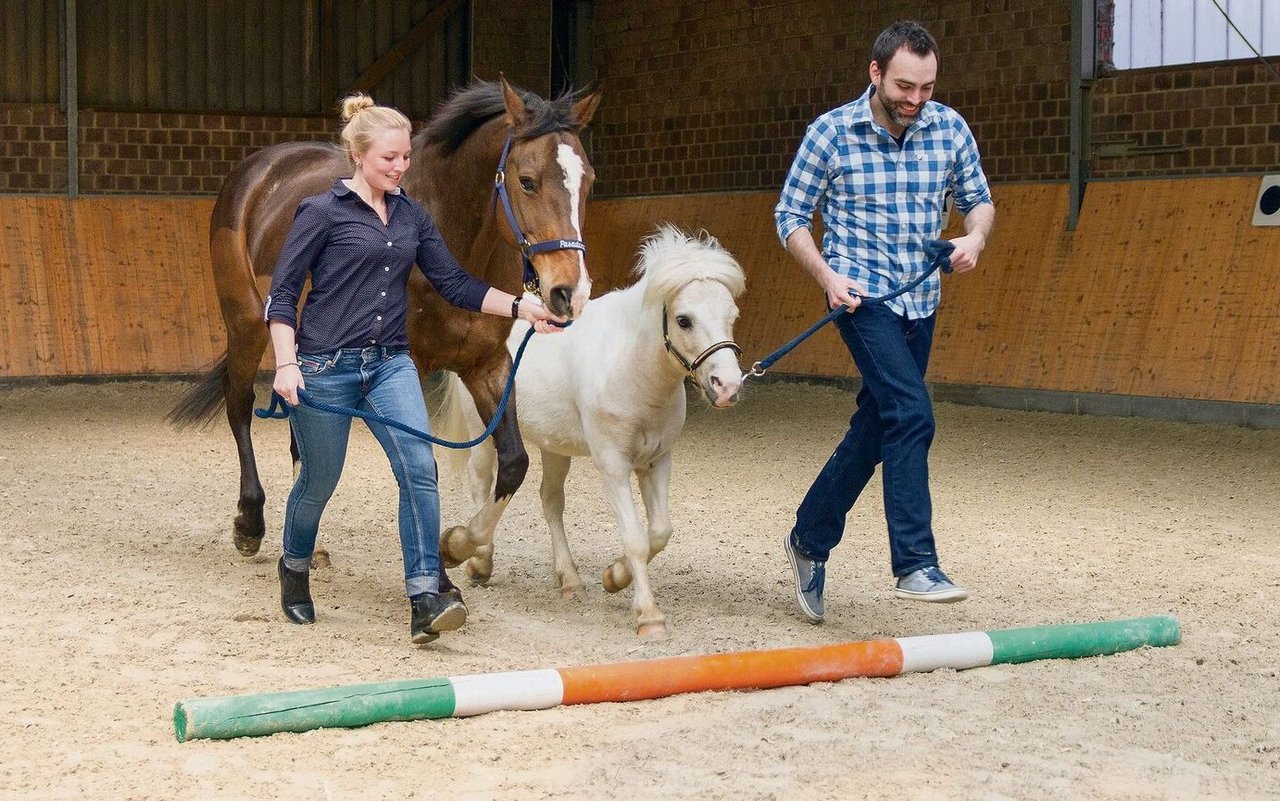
xmin=492 ymin=132 xmax=587 ymax=294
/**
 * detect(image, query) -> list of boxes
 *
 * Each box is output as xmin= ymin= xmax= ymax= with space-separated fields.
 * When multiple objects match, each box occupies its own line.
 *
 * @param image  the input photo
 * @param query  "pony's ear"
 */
xmin=499 ymin=74 xmax=528 ymax=130
xmin=570 ymin=84 xmax=602 ymax=131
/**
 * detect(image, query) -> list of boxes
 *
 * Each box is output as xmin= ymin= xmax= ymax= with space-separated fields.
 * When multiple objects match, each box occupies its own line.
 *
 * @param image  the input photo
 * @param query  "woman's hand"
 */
xmin=517 ymin=295 xmax=568 ymax=334
xmin=273 ymin=363 xmax=305 ymax=406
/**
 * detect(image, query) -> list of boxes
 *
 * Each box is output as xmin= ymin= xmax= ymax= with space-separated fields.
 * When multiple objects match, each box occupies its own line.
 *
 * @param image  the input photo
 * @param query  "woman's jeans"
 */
xmin=792 ymin=304 xmax=939 ymax=577
xmin=283 ymin=347 xmax=442 ymax=597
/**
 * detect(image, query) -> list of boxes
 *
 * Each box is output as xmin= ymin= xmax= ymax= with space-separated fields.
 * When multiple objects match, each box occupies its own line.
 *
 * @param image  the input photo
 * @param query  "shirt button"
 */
xmin=380 ymin=291 xmax=386 ymax=297
xmin=376 ymin=315 xmax=382 ymax=321
xmin=387 ymin=241 xmax=393 ymax=247
xmin=384 ymin=266 xmax=390 ymax=271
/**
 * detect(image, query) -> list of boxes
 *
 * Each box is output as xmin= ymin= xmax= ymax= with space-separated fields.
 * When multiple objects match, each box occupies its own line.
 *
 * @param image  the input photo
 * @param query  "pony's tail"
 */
xmin=423 ymin=369 xmax=485 ymax=482
xmin=167 ymin=355 xmax=229 ymax=429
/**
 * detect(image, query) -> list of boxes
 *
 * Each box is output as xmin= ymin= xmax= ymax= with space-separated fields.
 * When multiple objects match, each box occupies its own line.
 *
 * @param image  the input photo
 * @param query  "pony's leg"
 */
xmin=596 ymin=456 xmax=667 ymax=638
xmin=604 ymin=453 xmax=675 ymax=593
xmin=438 ymin=365 xmax=529 ymax=567
xmin=539 ymin=450 xmax=585 ymax=600
xmin=225 ymin=322 xmax=270 ymax=556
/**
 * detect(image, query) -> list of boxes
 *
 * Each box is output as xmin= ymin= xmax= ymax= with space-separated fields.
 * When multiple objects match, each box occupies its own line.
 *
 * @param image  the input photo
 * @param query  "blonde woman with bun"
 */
xmin=264 ymin=94 xmax=564 ymax=645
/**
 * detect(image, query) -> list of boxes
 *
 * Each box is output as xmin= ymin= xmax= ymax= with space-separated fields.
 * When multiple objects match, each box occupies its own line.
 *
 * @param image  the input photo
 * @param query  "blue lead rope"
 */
xmin=747 ymin=239 xmax=955 ymax=378
xmin=255 ymin=324 xmax=544 ymax=450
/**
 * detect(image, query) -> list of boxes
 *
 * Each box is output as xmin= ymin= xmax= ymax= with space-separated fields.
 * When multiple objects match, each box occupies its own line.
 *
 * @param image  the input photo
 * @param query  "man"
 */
xmin=773 ymin=20 xmax=995 ymax=623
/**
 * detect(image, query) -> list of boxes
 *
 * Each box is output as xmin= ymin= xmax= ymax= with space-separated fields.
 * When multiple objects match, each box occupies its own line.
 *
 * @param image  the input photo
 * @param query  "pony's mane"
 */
xmin=420 ymin=80 xmax=589 ymax=155
xmin=633 ymin=225 xmax=747 ymax=308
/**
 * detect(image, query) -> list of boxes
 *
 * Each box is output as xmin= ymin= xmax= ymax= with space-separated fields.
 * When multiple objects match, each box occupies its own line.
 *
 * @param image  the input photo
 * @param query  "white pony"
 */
xmin=431 ymin=225 xmax=746 ymax=637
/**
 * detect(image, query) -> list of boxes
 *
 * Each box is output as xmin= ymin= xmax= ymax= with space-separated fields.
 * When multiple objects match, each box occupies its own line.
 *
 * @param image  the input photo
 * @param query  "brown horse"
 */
xmin=169 ymin=78 xmax=601 ymax=573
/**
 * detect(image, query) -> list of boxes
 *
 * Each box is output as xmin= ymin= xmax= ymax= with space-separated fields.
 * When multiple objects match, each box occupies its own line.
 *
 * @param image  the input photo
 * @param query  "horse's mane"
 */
xmin=633 ymin=225 xmax=747 ymax=308
xmin=420 ymin=80 xmax=589 ymax=155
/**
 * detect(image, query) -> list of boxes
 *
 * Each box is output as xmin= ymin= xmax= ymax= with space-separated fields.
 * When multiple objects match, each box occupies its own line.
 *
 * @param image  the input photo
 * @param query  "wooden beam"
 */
xmin=349 ymin=0 xmax=466 ymax=94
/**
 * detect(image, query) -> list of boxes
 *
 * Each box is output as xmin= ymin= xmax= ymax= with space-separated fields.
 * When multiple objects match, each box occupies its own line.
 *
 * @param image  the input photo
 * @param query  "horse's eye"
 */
xmin=676 ymin=315 xmax=692 ymax=329
xmin=519 ymin=177 xmax=536 ymax=192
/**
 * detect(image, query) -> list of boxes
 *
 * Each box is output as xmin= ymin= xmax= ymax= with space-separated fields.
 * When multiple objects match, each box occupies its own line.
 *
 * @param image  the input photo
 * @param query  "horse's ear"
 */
xmin=500 ymin=74 xmax=528 ymax=130
xmin=570 ymin=85 xmax=602 ymax=131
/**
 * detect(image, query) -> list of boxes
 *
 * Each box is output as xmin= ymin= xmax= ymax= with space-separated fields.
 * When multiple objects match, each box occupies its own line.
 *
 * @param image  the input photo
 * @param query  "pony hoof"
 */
xmin=463 ymin=560 xmax=492 ymax=587
xmin=439 ymin=525 xmax=476 ymax=568
xmin=559 ymin=585 xmax=586 ymax=601
xmin=601 ymin=564 xmax=631 ymax=594
xmin=310 ymin=549 xmax=331 ymax=569
xmin=636 ymin=621 xmax=669 ymax=640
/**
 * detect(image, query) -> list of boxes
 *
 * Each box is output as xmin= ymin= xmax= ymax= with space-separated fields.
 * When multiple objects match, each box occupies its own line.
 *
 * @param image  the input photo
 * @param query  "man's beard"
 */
xmin=878 ymin=89 xmax=918 ymax=127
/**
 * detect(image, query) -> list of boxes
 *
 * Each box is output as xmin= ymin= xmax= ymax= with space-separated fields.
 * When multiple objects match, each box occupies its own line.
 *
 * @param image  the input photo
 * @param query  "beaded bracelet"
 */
xmin=276 ymin=362 xmax=299 ymax=370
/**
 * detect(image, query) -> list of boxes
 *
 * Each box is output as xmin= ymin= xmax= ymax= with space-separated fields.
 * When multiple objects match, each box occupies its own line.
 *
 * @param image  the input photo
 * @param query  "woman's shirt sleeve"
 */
xmin=264 ymin=198 xmax=329 ymax=328
xmin=414 ymin=205 xmax=490 ymax=312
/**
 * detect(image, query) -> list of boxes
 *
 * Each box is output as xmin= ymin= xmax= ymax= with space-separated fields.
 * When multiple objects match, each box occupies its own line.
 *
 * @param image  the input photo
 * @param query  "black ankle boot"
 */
xmin=278 ymin=557 xmax=315 ymax=624
xmin=439 ymin=571 xmax=466 ymax=608
xmin=409 ymin=591 xmax=466 ymax=644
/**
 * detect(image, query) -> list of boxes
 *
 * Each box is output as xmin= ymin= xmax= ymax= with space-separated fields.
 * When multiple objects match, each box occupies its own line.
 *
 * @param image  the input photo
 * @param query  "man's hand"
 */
xmin=946 ymin=231 xmax=986 ymax=273
xmin=821 ymin=271 xmax=868 ymax=312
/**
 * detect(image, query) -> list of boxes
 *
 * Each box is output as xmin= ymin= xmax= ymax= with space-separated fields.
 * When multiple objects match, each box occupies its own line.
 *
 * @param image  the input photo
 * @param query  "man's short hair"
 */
xmin=871 ymin=20 xmax=940 ymax=73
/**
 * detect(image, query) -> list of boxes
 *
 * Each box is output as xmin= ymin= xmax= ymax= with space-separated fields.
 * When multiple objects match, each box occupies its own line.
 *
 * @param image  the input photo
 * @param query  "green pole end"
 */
xmin=988 ymin=615 xmax=1180 ymax=665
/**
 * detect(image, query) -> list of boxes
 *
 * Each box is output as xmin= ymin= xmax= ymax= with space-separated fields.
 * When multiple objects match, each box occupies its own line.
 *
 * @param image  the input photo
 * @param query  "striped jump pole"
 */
xmin=174 ymin=615 xmax=1179 ymax=742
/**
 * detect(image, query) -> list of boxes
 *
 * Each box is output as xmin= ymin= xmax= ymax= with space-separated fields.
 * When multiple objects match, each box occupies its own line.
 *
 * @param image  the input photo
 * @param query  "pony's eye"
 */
xmin=676 ymin=315 xmax=692 ymax=329
xmin=519 ymin=177 xmax=536 ymax=192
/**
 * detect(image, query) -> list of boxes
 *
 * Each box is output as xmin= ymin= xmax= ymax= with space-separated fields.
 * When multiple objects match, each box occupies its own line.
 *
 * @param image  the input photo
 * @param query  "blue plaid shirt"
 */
xmin=775 ymin=85 xmax=992 ymax=319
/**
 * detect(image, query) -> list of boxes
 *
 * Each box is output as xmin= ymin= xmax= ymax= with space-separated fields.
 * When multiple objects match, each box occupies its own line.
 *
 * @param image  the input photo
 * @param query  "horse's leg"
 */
xmin=603 ymin=452 xmax=675 ymax=593
xmin=224 ymin=322 xmax=270 ymax=556
xmin=460 ymin=439 xmax=499 ymax=585
xmin=539 ymin=450 xmax=585 ymax=600
xmin=596 ymin=455 xmax=668 ymax=638
xmin=438 ymin=364 xmax=528 ymax=574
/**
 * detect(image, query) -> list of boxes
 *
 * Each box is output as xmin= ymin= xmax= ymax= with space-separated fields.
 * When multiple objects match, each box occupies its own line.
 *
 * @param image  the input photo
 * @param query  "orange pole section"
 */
xmin=557 ymin=639 xmax=904 ymax=705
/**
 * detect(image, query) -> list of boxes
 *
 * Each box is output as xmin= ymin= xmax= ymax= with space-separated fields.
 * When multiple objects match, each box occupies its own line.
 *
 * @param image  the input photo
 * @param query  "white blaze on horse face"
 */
xmin=556 ymin=142 xmax=592 ymax=316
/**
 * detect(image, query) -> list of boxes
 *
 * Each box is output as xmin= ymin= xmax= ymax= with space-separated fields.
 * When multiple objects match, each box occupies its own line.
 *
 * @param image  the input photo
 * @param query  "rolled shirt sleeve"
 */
xmin=774 ymin=117 xmax=836 ymax=247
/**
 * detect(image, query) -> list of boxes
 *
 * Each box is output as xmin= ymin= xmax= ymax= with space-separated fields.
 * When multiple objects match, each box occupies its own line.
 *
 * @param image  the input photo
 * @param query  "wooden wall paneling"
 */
xmin=930 ymin=183 xmax=1070 ymax=391
xmin=0 ymin=199 xmax=69 ymax=375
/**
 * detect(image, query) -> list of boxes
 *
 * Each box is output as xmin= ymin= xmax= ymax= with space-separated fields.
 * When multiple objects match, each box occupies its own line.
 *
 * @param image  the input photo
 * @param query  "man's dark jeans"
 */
xmin=792 ymin=304 xmax=939 ymax=577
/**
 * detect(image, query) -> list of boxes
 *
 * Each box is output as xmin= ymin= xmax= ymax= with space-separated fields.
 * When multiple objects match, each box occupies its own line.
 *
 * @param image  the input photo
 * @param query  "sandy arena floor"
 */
xmin=0 ymin=379 xmax=1277 ymax=800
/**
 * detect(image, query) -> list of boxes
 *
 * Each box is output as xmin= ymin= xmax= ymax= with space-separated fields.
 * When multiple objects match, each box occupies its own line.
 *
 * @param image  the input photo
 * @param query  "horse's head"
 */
xmin=496 ymin=77 xmax=600 ymax=320
xmin=640 ymin=226 xmax=747 ymax=409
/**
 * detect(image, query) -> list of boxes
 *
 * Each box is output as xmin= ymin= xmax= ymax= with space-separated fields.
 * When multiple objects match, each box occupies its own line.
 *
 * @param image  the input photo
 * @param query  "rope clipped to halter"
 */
xmin=744 ymin=239 xmax=955 ymax=380
xmin=255 ymin=324 xmax=558 ymax=449
xmin=492 ymin=133 xmax=587 ymax=294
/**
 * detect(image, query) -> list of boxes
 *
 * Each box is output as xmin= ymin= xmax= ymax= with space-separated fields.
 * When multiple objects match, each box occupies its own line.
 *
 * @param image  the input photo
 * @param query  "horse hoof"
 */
xmin=310 ymin=549 xmax=331 ymax=569
xmin=601 ymin=563 xmax=631 ymax=594
xmin=636 ymin=621 xmax=669 ymax=640
xmin=559 ymin=585 xmax=586 ymax=601
xmin=463 ymin=560 xmax=492 ymax=587
xmin=439 ymin=525 xmax=476 ymax=568
xmin=233 ymin=530 xmax=263 ymax=557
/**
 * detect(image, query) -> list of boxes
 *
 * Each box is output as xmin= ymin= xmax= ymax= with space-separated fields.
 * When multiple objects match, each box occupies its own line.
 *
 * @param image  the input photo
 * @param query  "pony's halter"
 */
xmin=662 ymin=305 xmax=742 ymax=380
xmin=493 ymin=132 xmax=587 ymax=295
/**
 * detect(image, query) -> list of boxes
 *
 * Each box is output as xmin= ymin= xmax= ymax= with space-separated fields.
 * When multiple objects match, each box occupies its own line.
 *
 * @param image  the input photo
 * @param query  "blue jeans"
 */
xmin=283 ymin=347 xmax=442 ymax=597
xmin=792 ymin=304 xmax=938 ymax=577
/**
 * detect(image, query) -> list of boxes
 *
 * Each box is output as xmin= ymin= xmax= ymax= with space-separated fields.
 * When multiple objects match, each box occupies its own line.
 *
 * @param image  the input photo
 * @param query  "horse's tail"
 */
xmin=167 ymin=354 xmax=229 ymax=429
xmin=423 ymin=369 xmax=485 ymax=481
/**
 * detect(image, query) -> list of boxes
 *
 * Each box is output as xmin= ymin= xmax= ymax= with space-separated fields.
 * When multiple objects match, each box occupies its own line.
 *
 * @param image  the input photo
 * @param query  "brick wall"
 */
xmin=587 ymin=0 xmax=1075 ymax=197
xmin=471 ymin=0 xmax=551 ymax=95
xmin=1 ymin=106 xmax=335 ymax=194
xmin=4 ymin=1 xmax=1273 ymax=197
xmin=1091 ymin=62 xmax=1280 ymax=178
xmin=587 ymin=0 xmax=1274 ymax=198
xmin=0 ymin=106 xmax=67 ymax=192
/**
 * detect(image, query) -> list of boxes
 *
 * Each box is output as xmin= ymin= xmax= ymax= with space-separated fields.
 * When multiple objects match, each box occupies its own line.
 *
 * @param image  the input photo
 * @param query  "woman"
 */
xmin=265 ymin=94 xmax=563 ymax=644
